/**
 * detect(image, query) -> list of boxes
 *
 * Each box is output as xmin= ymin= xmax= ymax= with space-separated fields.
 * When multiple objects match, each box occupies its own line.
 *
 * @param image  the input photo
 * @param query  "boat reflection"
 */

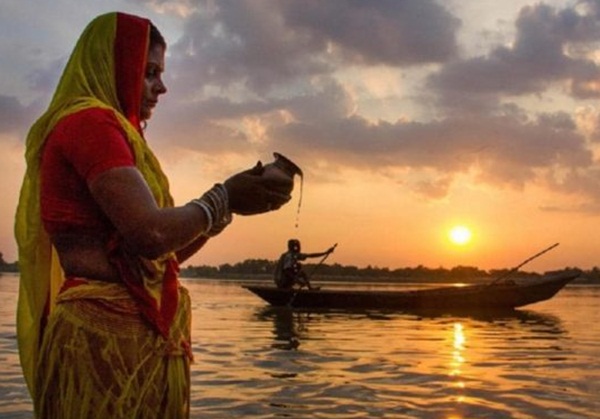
xmin=253 ymin=306 xmax=569 ymax=418
xmin=254 ymin=306 xmax=566 ymax=353
xmin=254 ymin=307 xmax=311 ymax=350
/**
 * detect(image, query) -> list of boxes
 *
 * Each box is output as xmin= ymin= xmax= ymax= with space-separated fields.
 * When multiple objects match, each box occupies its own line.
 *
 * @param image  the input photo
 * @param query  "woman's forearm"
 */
xmin=90 ymin=167 xmax=216 ymax=259
xmin=176 ymin=234 xmax=210 ymax=263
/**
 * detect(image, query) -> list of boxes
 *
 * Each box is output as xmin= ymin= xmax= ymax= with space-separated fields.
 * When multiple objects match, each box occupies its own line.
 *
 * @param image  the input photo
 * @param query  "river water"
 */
xmin=1 ymin=273 xmax=599 ymax=418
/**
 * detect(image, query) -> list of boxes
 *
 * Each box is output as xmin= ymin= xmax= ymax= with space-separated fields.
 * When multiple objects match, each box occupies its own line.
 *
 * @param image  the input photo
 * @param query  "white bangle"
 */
xmin=190 ymin=199 xmax=214 ymax=234
xmin=191 ymin=184 xmax=233 ymax=237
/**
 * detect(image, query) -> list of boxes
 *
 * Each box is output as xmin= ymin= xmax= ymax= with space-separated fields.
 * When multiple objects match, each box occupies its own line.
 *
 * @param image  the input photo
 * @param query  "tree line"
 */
xmin=0 ymin=253 xmax=18 ymax=273
xmin=2 ymin=253 xmax=598 ymax=283
xmin=179 ymin=258 xmax=600 ymax=284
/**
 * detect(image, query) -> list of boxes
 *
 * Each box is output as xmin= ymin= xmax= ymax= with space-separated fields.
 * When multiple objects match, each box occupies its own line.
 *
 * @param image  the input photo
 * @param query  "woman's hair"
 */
xmin=149 ymin=22 xmax=166 ymax=48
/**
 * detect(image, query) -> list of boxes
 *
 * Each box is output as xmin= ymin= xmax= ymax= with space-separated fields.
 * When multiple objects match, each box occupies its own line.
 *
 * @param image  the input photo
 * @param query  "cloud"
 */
xmin=157 ymin=0 xmax=461 ymax=159
xmin=0 ymin=95 xmax=33 ymax=136
xmin=26 ymin=58 xmax=68 ymax=99
xmin=167 ymin=0 xmax=459 ymax=97
xmin=151 ymin=2 xmax=600 ymax=204
xmin=268 ymin=101 xmax=592 ymax=196
xmin=280 ymin=0 xmax=460 ymax=66
xmin=428 ymin=1 xmax=600 ymax=109
xmin=168 ymin=1 xmax=330 ymax=96
xmin=133 ymin=0 xmax=197 ymax=17
xmin=6 ymin=0 xmax=600 ymax=210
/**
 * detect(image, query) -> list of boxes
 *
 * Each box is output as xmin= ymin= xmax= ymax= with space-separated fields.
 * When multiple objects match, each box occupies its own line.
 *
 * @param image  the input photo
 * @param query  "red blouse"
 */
xmin=40 ymin=107 xmax=135 ymax=235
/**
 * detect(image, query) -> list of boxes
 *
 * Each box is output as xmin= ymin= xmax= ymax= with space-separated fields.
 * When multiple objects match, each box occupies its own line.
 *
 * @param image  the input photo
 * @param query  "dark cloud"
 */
xmin=412 ymin=175 xmax=453 ymax=200
xmin=26 ymin=57 xmax=67 ymax=98
xmin=542 ymin=166 xmax=600 ymax=213
xmin=268 ymin=105 xmax=592 ymax=196
xmin=149 ymin=77 xmax=354 ymax=153
xmin=10 ymin=1 xmax=600 ymax=209
xmin=428 ymin=2 xmax=600 ymax=108
xmin=0 ymin=95 xmax=31 ymax=135
xmin=148 ymin=99 xmax=254 ymax=154
xmin=0 ymin=56 xmax=67 ymax=139
xmin=280 ymin=0 xmax=460 ymax=66
xmin=168 ymin=1 xmax=331 ymax=95
xmin=124 ymin=1 xmax=600 ymax=209
xmin=168 ymin=0 xmax=459 ymax=95
xmin=280 ymin=79 xmax=355 ymax=123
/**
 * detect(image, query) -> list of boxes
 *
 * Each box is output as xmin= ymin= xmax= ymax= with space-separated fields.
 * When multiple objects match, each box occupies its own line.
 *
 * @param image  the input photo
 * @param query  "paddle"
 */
xmin=306 ymin=243 xmax=338 ymax=282
xmin=287 ymin=243 xmax=338 ymax=307
xmin=489 ymin=242 xmax=559 ymax=285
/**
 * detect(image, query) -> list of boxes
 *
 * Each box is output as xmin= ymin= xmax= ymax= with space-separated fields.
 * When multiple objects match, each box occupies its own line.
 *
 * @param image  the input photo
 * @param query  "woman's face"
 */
xmin=141 ymin=44 xmax=167 ymax=121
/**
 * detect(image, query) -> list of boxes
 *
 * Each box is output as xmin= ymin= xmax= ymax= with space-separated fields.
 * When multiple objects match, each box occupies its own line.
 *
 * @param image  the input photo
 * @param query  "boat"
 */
xmin=242 ymin=269 xmax=580 ymax=311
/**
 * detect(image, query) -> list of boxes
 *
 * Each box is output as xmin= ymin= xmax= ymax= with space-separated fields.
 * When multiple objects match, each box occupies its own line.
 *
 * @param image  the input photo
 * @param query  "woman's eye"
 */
xmin=146 ymin=67 xmax=159 ymax=78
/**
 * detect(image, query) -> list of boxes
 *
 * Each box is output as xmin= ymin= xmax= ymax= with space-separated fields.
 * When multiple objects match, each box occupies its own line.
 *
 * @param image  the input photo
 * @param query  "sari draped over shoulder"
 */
xmin=14 ymin=12 xmax=190 ymax=418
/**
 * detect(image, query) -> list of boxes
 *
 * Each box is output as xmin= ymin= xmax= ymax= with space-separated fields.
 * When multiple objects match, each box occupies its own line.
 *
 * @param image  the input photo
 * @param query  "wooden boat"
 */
xmin=242 ymin=270 xmax=580 ymax=311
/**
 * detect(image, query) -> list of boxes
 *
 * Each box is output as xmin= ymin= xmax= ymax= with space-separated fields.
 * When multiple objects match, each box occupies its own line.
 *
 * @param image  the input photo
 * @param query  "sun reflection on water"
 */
xmin=450 ymin=322 xmax=465 ymax=376
xmin=450 ymin=322 xmax=467 ymax=408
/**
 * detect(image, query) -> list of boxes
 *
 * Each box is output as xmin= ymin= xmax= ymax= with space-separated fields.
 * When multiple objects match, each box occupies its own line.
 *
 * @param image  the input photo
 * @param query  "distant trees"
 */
xmin=2 ymin=250 xmax=598 ymax=283
xmin=584 ymin=267 xmax=600 ymax=283
xmin=0 ymin=252 xmax=19 ymax=273
xmin=179 ymin=259 xmax=582 ymax=283
xmin=183 ymin=259 xmax=276 ymax=278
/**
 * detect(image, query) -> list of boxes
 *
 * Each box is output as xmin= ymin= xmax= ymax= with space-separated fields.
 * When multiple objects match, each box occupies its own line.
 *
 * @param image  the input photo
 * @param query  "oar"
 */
xmin=306 ymin=243 xmax=338 ymax=281
xmin=489 ymin=242 xmax=559 ymax=285
xmin=287 ymin=243 xmax=338 ymax=307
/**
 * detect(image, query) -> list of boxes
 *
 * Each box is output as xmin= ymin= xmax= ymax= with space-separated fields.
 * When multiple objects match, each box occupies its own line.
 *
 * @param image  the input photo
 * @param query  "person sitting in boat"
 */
xmin=274 ymin=239 xmax=335 ymax=289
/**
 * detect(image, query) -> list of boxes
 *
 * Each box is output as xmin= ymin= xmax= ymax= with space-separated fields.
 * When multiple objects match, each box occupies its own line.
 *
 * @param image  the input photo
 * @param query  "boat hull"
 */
xmin=242 ymin=270 xmax=580 ymax=311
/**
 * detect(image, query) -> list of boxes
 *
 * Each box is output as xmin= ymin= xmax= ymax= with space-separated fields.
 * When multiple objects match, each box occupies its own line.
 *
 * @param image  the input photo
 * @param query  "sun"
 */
xmin=448 ymin=225 xmax=472 ymax=246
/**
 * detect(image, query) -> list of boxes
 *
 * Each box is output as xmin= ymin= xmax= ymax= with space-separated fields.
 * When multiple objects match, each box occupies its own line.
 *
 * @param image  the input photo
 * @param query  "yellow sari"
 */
xmin=15 ymin=12 xmax=190 ymax=418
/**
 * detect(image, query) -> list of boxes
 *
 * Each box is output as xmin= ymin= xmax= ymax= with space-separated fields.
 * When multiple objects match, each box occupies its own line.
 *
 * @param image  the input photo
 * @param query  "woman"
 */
xmin=15 ymin=12 xmax=292 ymax=418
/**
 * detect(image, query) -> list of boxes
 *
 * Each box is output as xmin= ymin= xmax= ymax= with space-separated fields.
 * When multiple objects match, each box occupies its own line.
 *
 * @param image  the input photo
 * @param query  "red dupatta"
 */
xmin=110 ymin=12 xmax=179 ymax=338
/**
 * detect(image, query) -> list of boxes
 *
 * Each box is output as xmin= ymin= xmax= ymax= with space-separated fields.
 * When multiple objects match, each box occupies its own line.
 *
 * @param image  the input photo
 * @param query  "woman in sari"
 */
xmin=15 ymin=12 xmax=292 ymax=418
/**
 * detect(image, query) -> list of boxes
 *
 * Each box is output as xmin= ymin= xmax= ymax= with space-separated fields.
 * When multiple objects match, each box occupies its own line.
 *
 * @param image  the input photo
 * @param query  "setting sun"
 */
xmin=449 ymin=225 xmax=472 ymax=246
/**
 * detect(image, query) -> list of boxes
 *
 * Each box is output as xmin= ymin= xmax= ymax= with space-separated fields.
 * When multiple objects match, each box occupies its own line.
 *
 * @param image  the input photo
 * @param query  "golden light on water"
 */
xmin=449 ymin=322 xmax=467 ymax=410
xmin=454 ymin=323 xmax=465 ymax=350
xmin=450 ymin=322 xmax=466 ymax=377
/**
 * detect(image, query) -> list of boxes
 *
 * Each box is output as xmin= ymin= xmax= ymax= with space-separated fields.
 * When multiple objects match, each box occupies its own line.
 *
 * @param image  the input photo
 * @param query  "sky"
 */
xmin=1 ymin=0 xmax=600 ymax=272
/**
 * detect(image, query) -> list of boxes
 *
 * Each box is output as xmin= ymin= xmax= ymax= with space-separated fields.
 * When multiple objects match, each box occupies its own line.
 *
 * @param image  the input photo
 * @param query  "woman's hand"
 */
xmin=224 ymin=162 xmax=294 ymax=215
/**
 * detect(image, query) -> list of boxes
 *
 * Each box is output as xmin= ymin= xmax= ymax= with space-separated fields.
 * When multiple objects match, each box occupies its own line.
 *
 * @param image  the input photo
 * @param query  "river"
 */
xmin=1 ymin=273 xmax=599 ymax=418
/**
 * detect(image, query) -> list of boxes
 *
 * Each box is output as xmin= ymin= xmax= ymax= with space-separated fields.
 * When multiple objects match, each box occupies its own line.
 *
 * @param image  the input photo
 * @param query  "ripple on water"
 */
xmin=2 ymin=278 xmax=600 ymax=418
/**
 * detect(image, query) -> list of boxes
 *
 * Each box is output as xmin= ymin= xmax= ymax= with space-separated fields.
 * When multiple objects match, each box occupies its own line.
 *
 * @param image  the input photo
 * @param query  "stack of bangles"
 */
xmin=190 ymin=184 xmax=233 ymax=237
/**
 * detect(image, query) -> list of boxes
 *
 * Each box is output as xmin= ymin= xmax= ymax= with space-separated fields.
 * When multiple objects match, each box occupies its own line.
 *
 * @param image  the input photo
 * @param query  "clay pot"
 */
xmin=262 ymin=152 xmax=303 ymax=194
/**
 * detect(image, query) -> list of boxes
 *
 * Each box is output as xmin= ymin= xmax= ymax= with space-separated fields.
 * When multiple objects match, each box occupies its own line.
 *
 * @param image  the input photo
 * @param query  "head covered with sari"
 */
xmin=15 ymin=12 xmax=177 ymax=396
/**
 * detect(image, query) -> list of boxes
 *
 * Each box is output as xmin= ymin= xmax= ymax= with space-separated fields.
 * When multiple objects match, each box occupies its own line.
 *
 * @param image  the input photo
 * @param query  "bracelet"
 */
xmin=189 ymin=199 xmax=214 ymax=233
xmin=190 ymin=183 xmax=232 ymax=237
